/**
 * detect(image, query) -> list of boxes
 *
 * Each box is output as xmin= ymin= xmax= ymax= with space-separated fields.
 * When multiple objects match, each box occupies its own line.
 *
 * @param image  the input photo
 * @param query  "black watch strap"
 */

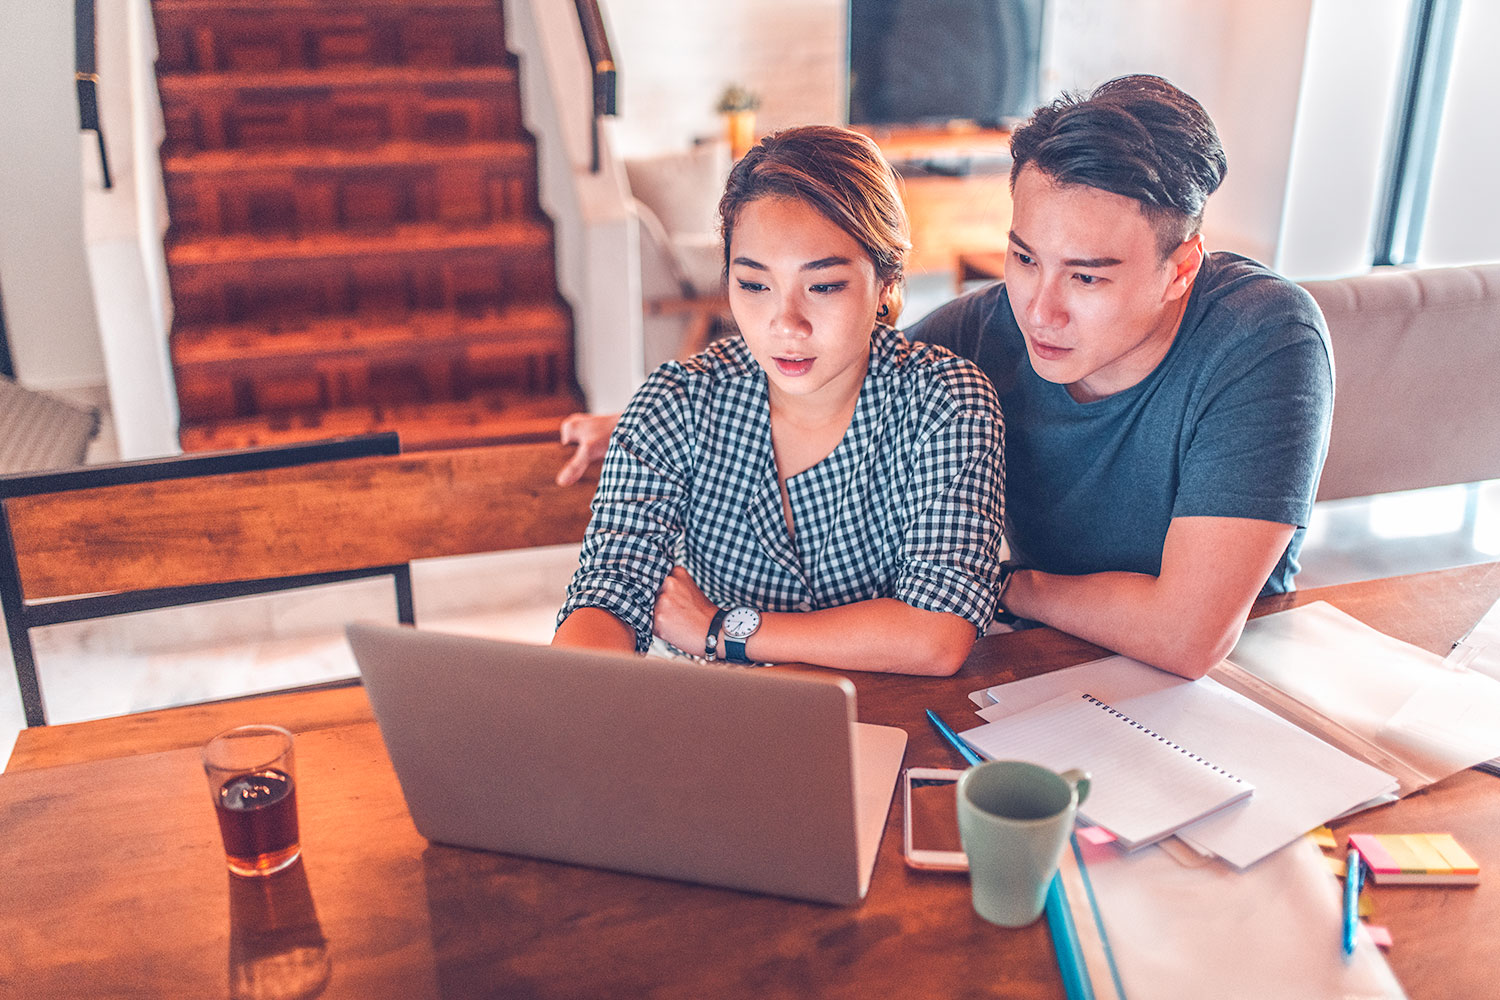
xmin=724 ymin=636 xmax=750 ymax=664
xmin=705 ymin=607 xmax=729 ymax=660
xmin=996 ymin=560 xmax=1021 ymax=614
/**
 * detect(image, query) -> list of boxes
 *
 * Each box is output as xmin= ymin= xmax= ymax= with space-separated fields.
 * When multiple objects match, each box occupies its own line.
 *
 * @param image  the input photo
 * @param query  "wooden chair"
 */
xmin=0 ymin=434 xmax=596 ymax=726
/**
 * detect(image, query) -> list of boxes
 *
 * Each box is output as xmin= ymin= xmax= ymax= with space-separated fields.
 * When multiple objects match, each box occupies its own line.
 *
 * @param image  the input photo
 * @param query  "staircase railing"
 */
xmin=571 ymin=0 xmax=618 ymax=172
xmin=74 ymin=0 xmax=114 ymax=189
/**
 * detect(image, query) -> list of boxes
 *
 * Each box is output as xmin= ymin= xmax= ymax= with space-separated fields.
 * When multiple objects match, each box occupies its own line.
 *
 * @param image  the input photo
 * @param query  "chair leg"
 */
xmin=7 ymin=627 xmax=46 ymax=727
xmin=394 ymin=564 xmax=416 ymax=625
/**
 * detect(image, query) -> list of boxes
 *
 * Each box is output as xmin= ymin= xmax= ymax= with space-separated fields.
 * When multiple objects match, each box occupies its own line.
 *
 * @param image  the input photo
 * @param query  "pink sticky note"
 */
xmin=1077 ymin=826 xmax=1116 ymax=846
xmin=1366 ymin=925 xmax=1393 ymax=949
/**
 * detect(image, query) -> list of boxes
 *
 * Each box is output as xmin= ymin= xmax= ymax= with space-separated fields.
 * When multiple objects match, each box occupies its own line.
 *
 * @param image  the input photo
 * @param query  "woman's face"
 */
xmin=727 ymin=195 xmax=890 ymax=411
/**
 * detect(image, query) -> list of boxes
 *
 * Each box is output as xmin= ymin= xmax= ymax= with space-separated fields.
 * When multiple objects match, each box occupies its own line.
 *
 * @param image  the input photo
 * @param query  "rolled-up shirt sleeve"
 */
xmin=890 ymin=366 xmax=1006 ymax=631
xmin=557 ymin=367 xmax=696 ymax=651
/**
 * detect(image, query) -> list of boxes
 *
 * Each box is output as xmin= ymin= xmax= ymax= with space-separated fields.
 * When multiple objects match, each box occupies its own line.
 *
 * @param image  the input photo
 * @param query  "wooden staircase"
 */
xmin=152 ymin=0 xmax=581 ymax=451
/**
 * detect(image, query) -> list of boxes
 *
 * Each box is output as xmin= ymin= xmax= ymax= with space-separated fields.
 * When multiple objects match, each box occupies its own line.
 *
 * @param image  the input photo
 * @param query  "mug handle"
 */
xmin=1060 ymin=768 xmax=1091 ymax=807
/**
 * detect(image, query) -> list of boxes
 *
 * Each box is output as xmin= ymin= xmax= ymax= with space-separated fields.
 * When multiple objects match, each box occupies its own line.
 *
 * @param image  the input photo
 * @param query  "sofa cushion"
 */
xmin=1302 ymin=263 xmax=1500 ymax=501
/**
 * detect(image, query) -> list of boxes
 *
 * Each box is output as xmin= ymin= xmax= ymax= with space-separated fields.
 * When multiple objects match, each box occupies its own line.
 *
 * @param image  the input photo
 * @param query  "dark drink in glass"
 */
xmin=216 ymin=768 xmax=301 ymax=876
xmin=203 ymin=725 xmax=302 ymax=877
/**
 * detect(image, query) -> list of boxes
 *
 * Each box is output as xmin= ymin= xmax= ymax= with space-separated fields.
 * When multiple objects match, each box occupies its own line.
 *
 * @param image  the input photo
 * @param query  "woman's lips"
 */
xmin=774 ymin=356 xmax=815 ymax=377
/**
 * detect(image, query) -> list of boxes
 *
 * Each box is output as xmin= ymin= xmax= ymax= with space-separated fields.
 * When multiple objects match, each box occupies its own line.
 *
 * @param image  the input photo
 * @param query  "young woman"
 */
xmin=553 ymin=125 xmax=1003 ymax=676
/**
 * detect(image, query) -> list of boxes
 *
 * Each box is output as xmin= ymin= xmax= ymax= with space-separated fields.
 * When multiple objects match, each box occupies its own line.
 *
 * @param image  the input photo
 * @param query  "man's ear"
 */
xmin=1164 ymin=234 xmax=1205 ymax=301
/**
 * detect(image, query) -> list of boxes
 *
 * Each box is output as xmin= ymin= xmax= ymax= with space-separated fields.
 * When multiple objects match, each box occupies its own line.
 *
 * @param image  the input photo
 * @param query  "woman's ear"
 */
xmin=877 ymin=279 xmax=904 ymax=326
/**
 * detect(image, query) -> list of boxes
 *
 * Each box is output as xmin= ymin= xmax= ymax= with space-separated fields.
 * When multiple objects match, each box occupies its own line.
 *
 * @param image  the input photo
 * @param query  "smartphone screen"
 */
xmin=902 ymin=768 xmax=968 ymax=870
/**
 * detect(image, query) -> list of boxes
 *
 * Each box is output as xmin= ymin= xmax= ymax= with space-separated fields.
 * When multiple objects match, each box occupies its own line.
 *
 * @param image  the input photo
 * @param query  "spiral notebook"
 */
xmin=959 ymin=690 xmax=1254 ymax=850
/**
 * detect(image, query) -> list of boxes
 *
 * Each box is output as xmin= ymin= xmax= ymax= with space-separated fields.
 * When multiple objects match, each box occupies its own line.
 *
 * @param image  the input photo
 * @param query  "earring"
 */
xmin=877 ymin=303 xmax=890 ymax=320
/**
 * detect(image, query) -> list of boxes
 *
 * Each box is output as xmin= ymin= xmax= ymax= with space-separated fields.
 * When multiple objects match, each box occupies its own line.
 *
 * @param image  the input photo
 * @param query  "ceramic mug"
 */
xmin=956 ymin=759 xmax=1091 ymax=927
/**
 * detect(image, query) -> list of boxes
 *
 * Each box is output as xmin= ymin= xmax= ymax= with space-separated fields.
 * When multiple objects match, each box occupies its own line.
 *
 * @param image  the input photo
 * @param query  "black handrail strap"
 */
xmin=571 ymin=0 xmax=619 ymax=173
xmin=74 ymin=0 xmax=113 ymax=189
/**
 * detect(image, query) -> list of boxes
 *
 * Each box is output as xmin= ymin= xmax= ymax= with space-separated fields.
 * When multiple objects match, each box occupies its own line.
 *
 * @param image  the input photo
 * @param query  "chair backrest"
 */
xmin=0 ymin=435 xmax=597 ymax=726
xmin=1302 ymin=263 xmax=1500 ymax=502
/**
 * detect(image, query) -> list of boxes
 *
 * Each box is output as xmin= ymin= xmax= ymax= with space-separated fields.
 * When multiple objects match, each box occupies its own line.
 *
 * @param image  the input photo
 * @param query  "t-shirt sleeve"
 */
xmin=889 ymin=363 xmax=1007 ymax=632
xmin=556 ymin=367 xmax=694 ymax=651
xmin=1172 ymin=323 xmax=1334 ymax=527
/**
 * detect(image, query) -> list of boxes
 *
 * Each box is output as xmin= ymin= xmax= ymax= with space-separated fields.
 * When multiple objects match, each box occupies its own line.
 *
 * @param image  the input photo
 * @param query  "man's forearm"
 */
xmin=1001 ymin=517 xmax=1295 ymax=679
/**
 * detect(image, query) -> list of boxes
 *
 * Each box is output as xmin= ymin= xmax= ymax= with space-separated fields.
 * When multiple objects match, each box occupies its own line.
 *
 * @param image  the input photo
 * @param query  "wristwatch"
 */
xmin=704 ymin=607 xmax=730 ymax=661
xmin=721 ymin=606 xmax=762 ymax=664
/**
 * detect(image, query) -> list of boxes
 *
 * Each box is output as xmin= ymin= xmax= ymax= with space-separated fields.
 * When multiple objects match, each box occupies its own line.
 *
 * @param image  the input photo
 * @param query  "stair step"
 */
xmin=178 ymin=391 xmax=583 ymax=454
xmin=166 ymin=221 xmax=558 ymax=328
xmin=167 ymin=219 xmax=551 ymax=268
xmin=172 ymin=303 xmax=573 ymax=422
xmin=164 ymin=140 xmax=538 ymax=238
xmin=154 ymin=0 xmax=505 ymax=75
xmin=158 ymin=65 xmax=523 ymax=153
xmin=172 ymin=303 xmax=569 ymax=369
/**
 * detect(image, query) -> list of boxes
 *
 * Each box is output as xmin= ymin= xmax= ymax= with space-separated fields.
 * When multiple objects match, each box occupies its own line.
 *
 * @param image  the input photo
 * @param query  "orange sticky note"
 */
xmin=1366 ymin=924 xmax=1393 ymax=949
xmin=1077 ymin=826 xmax=1116 ymax=846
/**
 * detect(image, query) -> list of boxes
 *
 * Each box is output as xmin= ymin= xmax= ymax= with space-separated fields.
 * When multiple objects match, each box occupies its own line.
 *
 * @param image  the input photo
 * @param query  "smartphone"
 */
xmin=902 ymin=767 xmax=969 ymax=871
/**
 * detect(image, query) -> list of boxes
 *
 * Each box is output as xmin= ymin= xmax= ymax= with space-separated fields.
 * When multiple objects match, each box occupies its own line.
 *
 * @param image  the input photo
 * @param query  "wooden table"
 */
xmin=5 ymin=563 xmax=1499 ymax=998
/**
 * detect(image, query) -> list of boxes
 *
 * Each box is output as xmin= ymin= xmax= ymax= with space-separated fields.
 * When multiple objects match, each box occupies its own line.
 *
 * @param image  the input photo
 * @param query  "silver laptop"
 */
xmin=346 ymin=623 xmax=907 ymax=905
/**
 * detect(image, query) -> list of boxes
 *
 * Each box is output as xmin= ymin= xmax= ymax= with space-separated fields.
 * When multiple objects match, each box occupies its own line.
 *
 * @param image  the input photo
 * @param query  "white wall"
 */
xmin=0 ymin=2 xmax=107 ymax=389
xmin=508 ymin=0 xmax=643 ymax=413
xmin=85 ymin=0 xmax=181 ymax=459
xmin=603 ymin=0 xmax=846 ymax=158
xmin=1042 ymin=0 xmax=1316 ymax=266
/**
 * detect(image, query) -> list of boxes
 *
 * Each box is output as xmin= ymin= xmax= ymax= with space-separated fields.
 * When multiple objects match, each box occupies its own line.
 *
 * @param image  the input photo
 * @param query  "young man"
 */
xmin=557 ymin=75 xmax=1333 ymax=680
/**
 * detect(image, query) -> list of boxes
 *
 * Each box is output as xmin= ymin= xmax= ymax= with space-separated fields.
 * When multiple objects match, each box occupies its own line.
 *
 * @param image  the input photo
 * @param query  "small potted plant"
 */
xmin=716 ymin=84 xmax=761 ymax=159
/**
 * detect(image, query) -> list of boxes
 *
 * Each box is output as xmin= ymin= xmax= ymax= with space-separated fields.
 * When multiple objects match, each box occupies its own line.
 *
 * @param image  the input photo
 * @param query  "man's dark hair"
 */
xmin=1009 ymin=75 xmax=1228 ymax=258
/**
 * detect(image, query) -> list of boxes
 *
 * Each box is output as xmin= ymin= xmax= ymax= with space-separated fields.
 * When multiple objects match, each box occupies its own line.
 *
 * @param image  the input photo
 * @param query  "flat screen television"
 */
xmin=847 ymin=0 xmax=1045 ymax=129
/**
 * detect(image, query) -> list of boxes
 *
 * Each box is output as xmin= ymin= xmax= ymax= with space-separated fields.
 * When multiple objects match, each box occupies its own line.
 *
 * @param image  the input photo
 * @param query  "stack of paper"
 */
xmin=970 ymin=654 xmax=1400 ymax=869
xmin=960 ymin=691 xmax=1254 ymax=850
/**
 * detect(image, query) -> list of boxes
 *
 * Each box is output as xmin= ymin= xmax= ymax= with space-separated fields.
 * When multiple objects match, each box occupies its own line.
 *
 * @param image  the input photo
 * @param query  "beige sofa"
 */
xmin=1301 ymin=263 xmax=1500 ymax=502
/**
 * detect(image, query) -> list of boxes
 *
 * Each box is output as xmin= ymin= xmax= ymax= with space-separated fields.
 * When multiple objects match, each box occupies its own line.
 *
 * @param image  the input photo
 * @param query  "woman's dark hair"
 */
xmin=1009 ymin=75 xmax=1228 ymax=258
xmin=719 ymin=125 xmax=911 ymax=322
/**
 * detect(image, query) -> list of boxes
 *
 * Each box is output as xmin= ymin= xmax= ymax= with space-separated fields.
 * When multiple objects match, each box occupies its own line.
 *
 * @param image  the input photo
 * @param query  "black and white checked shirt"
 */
xmin=558 ymin=326 xmax=1006 ymax=652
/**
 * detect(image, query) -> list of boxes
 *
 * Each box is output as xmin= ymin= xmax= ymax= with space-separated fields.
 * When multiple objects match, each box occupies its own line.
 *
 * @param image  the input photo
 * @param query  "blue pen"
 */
xmin=925 ymin=708 xmax=986 ymax=766
xmin=1342 ymin=847 xmax=1363 ymax=956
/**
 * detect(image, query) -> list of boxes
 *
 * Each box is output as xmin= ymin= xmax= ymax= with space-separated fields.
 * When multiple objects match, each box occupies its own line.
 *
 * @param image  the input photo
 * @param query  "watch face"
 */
xmin=723 ymin=607 xmax=761 ymax=639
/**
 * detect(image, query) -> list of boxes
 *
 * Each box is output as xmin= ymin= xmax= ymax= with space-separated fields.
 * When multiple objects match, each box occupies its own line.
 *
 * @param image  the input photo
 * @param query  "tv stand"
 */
xmin=855 ymin=124 xmax=1014 ymax=276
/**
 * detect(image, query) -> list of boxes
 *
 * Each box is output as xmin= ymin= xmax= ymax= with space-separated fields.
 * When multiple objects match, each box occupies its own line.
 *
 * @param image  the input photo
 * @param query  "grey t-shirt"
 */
xmin=907 ymin=252 xmax=1333 ymax=594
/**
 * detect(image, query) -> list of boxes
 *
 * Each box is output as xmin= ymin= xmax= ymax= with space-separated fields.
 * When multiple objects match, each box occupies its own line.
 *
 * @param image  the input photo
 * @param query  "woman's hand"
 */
xmin=556 ymin=412 xmax=620 ymax=486
xmin=653 ymin=567 xmax=719 ymax=655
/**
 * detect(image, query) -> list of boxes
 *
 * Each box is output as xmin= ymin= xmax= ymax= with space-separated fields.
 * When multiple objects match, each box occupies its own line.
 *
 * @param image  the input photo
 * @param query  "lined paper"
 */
xmin=960 ymin=691 xmax=1253 ymax=850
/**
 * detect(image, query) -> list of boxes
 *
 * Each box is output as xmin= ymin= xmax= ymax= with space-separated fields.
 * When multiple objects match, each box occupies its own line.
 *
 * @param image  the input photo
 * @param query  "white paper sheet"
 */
xmin=971 ymin=656 xmax=1399 ymax=868
xmin=1079 ymin=835 xmax=1406 ymax=1000
xmin=1230 ymin=602 xmax=1500 ymax=782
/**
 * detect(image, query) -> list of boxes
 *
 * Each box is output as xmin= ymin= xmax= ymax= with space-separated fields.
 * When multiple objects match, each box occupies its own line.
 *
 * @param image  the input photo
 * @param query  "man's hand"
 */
xmin=653 ymin=567 xmax=719 ymax=656
xmin=556 ymin=412 xmax=620 ymax=486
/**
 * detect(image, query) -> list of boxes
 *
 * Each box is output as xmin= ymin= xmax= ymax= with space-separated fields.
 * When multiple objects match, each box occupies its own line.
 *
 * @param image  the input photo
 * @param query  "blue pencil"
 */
xmin=1045 ymin=872 xmax=1095 ymax=1000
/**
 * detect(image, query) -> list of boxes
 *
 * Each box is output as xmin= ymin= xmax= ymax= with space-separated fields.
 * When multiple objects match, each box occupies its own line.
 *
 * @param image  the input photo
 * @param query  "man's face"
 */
xmin=1005 ymin=165 xmax=1201 ymax=402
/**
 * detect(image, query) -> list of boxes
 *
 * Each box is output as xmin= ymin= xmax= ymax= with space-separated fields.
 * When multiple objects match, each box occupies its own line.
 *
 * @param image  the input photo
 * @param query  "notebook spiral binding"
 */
xmin=1080 ymin=693 xmax=1250 ymax=784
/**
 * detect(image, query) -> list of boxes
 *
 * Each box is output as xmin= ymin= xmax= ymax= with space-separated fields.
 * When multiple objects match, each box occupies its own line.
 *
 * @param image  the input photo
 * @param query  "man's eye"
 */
xmin=1013 ymin=251 xmax=1035 ymax=266
xmin=1075 ymin=273 xmax=1102 ymax=286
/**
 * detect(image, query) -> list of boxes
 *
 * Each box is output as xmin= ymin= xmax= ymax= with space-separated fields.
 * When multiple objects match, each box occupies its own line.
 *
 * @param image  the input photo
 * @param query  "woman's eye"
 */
xmin=736 ymin=279 xmax=768 ymax=293
xmin=809 ymin=282 xmax=847 ymax=294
